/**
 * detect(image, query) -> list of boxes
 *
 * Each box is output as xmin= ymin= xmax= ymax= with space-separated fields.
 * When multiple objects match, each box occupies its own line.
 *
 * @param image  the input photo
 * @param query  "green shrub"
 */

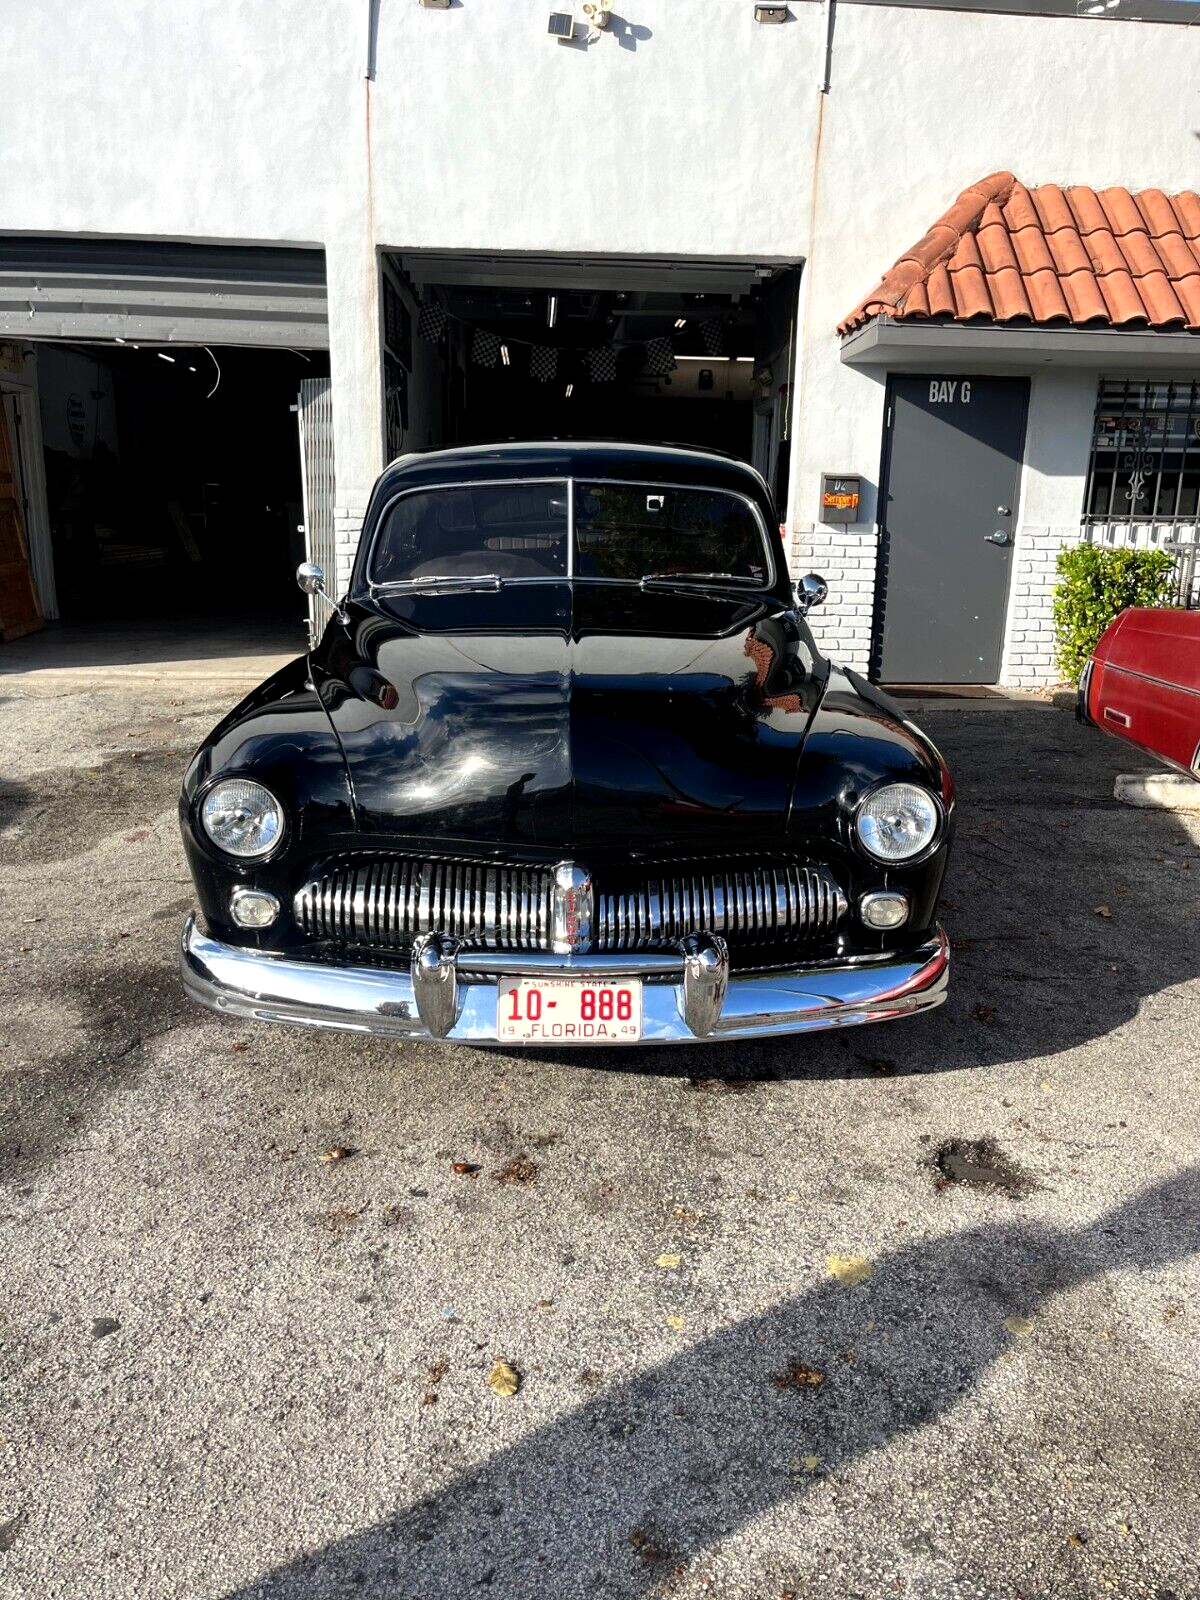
xmin=1052 ymin=543 xmax=1177 ymax=685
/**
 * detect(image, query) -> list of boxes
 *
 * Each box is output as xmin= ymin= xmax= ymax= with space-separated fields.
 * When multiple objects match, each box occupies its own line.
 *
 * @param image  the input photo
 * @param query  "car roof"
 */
xmin=372 ymin=439 xmax=773 ymax=503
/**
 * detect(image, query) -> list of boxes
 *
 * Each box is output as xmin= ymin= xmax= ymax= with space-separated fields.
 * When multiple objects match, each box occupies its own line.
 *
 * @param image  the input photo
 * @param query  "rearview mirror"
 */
xmin=296 ymin=561 xmax=325 ymax=596
xmin=795 ymin=573 xmax=828 ymax=616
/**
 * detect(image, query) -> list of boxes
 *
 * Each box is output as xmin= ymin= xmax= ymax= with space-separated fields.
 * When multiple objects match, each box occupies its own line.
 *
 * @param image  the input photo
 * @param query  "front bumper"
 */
xmin=180 ymin=916 xmax=950 ymax=1045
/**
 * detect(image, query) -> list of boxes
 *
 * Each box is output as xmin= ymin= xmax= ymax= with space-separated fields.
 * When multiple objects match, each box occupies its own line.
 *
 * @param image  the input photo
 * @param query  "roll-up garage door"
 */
xmin=0 ymin=237 xmax=327 ymax=349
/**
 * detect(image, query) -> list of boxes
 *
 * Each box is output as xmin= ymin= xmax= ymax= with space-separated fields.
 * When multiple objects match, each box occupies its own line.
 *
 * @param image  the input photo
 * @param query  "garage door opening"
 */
xmin=32 ymin=341 xmax=326 ymax=639
xmin=383 ymin=254 xmax=800 ymax=513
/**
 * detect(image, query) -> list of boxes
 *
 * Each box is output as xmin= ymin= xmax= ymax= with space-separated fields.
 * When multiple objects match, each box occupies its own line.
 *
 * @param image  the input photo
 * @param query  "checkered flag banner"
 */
xmin=472 ymin=329 xmax=501 ymax=368
xmin=585 ymin=344 xmax=619 ymax=382
xmin=529 ymin=345 xmax=559 ymax=383
xmin=699 ymin=317 xmax=726 ymax=356
xmin=417 ymin=300 xmax=447 ymax=343
xmin=644 ymin=336 xmax=676 ymax=376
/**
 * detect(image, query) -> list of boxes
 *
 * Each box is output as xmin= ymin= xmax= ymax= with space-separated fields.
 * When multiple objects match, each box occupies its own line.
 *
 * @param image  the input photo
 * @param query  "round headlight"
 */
xmin=855 ymin=782 xmax=940 ymax=863
xmin=200 ymin=778 xmax=284 ymax=859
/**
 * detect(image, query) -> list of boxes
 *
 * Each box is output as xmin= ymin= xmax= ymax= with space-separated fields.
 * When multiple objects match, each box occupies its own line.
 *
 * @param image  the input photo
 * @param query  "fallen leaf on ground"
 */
xmin=972 ymin=1004 xmax=998 ymax=1024
xmin=672 ymin=1204 xmax=702 ymax=1222
xmin=773 ymin=1361 xmax=826 ymax=1391
xmin=317 ymin=1146 xmax=355 ymax=1165
xmin=656 ymin=1253 xmax=681 ymax=1269
xmin=826 ymin=1254 xmax=872 ymax=1287
xmin=1039 ymin=1080 xmax=1053 ymax=1095
xmin=493 ymin=1154 xmax=538 ymax=1186
xmin=428 ymin=1358 xmax=449 ymax=1383
xmin=1094 ymin=905 xmax=1112 ymax=918
xmin=664 ymin=1314 xmax=685 ymax=1331
xmin=450 ymin=1161 xmax=481 ymax=1178
xmin=1066 ymin=1531 xmax=1087 ymax=1548
xmin=1004 ymin=1314 xmax=1036 ymax=1338
xmin=627 ymin=1528 xmax=675 ymax=1569
xmin=487 ymin=1359 xmax=521 ymax=1398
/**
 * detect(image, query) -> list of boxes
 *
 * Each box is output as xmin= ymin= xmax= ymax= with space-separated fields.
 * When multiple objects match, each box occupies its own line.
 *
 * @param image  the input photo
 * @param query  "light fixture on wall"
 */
xmin=547 ymin=294 xmax=559 ymax=329
xmin=547 ymin=11 xmax=575 ymax=39
xmin=419 ymin=0 xmax=452 ymax=9
xmin=673 ymin=317 xmax=687 ymax=330
xmin=500 ymin=343 xmax=511 ymax=367
xmin=754 ymin=4 xmax=790 ymax=21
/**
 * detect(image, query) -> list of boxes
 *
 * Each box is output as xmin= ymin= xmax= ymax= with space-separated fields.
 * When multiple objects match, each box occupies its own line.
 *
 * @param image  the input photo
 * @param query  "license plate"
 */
xmin=497 ymin=977 xmax=643 ymax=1043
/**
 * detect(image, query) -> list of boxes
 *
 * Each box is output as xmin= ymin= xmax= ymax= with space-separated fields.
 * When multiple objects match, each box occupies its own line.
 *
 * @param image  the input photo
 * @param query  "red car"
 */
xmin=1079 ymin=607 xmax=1200 ymax=779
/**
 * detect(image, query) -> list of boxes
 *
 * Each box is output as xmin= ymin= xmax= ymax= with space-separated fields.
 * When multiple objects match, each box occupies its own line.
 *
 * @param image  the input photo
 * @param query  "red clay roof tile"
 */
xmin=1135 ymin=190 xmax=1179 ymax=237
xmin=925 ymin=264 xmax=957 ymax=319
xmin=1171 ymin=274 xmax=1200 ymax=328
xmin=1153 ymin=230 xmax=1200 ymax=282
xmin=1086 ymin=229 xmax=1127 ymax=277
xmin=1060 ymin=270 xmax=1110 ymax=325
xmin=1096 ymin=269 xmax=1148 ymax=325
xmin=948 ymin=264 xmax=992 ymax=320
xmin=1172 ymin=192 xmax=1200 ymax=238
xmin=839 ymin=174 xmax=1200 ymax=338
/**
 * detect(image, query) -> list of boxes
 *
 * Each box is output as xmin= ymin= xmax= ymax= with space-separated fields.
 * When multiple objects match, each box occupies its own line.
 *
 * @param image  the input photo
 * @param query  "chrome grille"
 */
xmin=294 ymin=855 xmax=845 ymax=953
xmin=595 ymin=862 xmax=845 ymax=949
xmin=294 ymin=857 xmax=554 ymax=951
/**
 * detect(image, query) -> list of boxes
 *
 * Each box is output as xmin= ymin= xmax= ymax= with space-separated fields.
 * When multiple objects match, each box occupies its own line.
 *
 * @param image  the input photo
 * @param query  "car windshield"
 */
xmin=370 ymin=482 xmax=570 ymax=585
xmin=573 ymin=482 xmax=770 ymax=585
xmin=368 ymin=477 xmax=770 ymax=588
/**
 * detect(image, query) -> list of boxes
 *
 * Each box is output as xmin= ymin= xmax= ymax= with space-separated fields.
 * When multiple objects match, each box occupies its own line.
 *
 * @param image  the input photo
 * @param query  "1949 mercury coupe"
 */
xmin=179 ymin=441 xmax=953 ymax=1045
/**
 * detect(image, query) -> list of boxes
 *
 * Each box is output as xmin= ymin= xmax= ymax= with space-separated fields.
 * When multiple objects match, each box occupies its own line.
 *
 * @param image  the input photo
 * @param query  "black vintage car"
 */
xmin=180 ymin=441 xmax=952 ymax=1045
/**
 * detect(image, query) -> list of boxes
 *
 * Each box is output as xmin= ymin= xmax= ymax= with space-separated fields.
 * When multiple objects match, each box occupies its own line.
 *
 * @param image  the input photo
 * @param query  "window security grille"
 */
xmin=1082 ymin=377 xmax=1200 ymax=607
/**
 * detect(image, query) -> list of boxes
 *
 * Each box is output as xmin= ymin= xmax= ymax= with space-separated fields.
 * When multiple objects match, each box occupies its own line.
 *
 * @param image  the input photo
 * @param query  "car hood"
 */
xmin=311 ymin=586 xmax=839 ymax=852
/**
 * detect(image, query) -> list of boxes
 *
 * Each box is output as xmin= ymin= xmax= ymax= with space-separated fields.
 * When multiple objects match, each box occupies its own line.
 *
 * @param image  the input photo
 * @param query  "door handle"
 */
xmin=984 ymin=530 xmax=1012 ymax=546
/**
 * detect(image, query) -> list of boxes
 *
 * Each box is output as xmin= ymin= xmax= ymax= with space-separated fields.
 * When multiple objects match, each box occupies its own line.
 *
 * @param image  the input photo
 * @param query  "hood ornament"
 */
xmin=551 ymin=862 xmax=593 ymax=954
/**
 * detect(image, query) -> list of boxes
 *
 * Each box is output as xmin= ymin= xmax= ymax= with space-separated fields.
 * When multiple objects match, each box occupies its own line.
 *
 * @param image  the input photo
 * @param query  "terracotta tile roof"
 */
xmin=838 ymin=172 xmax=1200 ymax=335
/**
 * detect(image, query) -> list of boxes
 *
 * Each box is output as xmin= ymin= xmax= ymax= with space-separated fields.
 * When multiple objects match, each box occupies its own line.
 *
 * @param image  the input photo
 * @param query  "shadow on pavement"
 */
xmin=218 ymin=1164 xmax=1200 ymax=1599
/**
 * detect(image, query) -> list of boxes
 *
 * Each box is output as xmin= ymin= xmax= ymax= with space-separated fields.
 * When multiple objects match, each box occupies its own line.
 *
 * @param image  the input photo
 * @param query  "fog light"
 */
xmin=859 ymin=890 xmax=909 ymax=930
xmin=230 ymin=887 xmax=280 ymax=929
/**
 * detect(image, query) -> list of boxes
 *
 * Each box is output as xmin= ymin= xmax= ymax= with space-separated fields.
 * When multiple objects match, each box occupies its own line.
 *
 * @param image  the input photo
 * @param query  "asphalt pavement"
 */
xmin=1 ymin=671 xmax=1198 ymax=1600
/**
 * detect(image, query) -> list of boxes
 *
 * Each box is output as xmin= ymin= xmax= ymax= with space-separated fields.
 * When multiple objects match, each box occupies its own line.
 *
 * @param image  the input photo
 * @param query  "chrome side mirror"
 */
xmin=795 ymin=573 xmax=829 ymax=616
xmin=297 ymin=561 xmax=348 ymax=626
xmin=296 ymin=561 xmax=325 ymax=596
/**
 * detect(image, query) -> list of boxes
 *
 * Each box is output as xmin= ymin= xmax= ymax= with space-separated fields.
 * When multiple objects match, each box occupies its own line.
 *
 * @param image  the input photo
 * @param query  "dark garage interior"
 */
xmin=35 ymin=342 xmax=326 ymax=628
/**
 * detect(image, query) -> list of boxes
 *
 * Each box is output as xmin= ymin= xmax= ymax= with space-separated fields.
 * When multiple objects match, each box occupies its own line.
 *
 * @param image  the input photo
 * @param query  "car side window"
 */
xmin=371 ymin=481 xmax=569 ymax=584
xmin=573 ymin=482 xmax=770 ymax=584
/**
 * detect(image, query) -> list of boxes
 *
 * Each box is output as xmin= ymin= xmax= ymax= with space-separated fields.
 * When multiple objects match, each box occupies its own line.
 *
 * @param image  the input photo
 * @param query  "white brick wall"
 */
xmin=334 ymin=504 xmax=368 ymax=597
xmin=999 ymin=524 xmax=1084 ymax=689
xmin=788 ymin=523 xmax=878 ymax=675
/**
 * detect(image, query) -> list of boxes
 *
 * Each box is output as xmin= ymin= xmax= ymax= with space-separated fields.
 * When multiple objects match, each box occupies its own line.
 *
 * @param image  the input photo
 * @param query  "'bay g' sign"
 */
xmin=929 ymin=379 xmax=972 ymax=404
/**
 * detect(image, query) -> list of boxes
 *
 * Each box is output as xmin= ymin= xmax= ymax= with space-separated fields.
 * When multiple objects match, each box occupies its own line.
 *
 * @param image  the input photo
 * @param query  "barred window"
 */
xmin=1083 ymin=378 xmax=1200 ymax=530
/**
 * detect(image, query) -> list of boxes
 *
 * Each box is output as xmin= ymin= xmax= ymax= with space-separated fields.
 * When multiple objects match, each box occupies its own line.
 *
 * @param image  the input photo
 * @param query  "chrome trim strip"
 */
xmin=180 ymin=917 xmax=950 ymax=1045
